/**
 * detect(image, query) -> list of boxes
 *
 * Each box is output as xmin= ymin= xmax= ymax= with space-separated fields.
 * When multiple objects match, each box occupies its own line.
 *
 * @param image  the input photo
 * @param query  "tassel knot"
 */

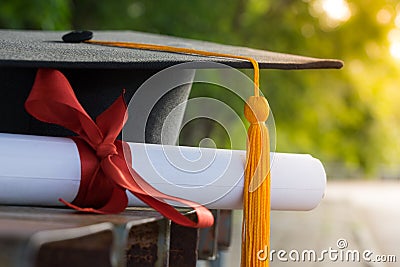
xmin=244 ymin=96 xmax=269 ymax=124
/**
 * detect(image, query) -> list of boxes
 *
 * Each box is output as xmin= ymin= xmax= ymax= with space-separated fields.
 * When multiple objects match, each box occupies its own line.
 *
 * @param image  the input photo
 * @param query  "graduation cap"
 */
xmin=0 ymin=29 xmax=342 ymax=140
xmin=0 ymin=30 xmax=343 ymax=267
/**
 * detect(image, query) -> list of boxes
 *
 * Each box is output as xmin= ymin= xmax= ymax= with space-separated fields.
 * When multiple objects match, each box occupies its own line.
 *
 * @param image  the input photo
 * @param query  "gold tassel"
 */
xmin=242 ymin=95 xmax=271 ymax=267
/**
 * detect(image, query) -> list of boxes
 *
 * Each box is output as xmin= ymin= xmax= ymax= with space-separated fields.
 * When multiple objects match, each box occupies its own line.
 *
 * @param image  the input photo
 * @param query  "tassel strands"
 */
xmin=242 ymin=96 xmax=271 ymax=267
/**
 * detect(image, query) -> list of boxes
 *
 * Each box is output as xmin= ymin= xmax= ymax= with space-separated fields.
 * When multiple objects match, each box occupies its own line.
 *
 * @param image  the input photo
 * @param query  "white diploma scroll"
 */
xmin=0 ymin=133 xmax=326 ymax=210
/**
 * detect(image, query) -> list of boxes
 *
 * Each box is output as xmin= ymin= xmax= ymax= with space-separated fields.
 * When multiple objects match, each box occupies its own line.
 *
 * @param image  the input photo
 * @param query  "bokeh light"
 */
xmin=321 ymin=0 xmax=352 ymax=22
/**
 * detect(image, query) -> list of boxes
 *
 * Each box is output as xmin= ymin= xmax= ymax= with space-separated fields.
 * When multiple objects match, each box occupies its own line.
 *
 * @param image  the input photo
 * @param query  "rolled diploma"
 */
xmin=0 ymin=133 xmax=326 ymax=210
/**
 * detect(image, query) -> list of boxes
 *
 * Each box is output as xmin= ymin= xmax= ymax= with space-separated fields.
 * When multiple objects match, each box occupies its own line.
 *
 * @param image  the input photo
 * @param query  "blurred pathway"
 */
xmin=269 ymin=180 xmax=400 ymax=267
xmin=201 ymin=180 xmax=400 ymax=267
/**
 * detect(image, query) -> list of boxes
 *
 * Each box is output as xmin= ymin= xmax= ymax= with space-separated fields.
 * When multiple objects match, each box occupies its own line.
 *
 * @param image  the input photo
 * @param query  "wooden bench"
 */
xmin=0 ymin=206 xmax=232 ymax=267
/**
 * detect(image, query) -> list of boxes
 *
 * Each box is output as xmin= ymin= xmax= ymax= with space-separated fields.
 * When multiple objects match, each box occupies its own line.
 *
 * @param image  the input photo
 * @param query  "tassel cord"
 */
xmin=86 ymin=40 xmax=260 ymax=96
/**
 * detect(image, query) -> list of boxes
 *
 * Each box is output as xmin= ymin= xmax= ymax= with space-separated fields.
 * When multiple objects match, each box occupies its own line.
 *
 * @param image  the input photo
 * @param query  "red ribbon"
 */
xmin=25 ymin=69 xmax=214 ymax=228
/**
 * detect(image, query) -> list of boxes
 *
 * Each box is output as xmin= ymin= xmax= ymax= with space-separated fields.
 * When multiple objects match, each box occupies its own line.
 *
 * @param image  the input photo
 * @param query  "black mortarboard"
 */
xmin=0 ymin=30 xmax=343 ymax=144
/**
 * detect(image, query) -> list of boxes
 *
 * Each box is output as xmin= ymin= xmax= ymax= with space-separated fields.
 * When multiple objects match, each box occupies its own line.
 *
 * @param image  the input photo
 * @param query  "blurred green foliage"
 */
xmin=2 ymin=0 xmax=400 ymax=178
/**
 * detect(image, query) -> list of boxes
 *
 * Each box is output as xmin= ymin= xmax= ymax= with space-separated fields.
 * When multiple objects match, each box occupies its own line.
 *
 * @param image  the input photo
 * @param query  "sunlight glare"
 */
xmin=388 ymin=29 xmax=400 ymax=59
xmin=395 ymin=13 xmax=400 ymax=28
xmin=390 ymin=42 xmax=400 ymax=59
xmin=321 ymin=0 xmax=351 ymax=22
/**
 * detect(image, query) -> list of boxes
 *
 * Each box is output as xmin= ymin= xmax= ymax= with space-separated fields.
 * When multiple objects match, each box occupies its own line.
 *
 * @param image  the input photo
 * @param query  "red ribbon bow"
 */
xmin=25 ymin=69 xmax=214 ymax=228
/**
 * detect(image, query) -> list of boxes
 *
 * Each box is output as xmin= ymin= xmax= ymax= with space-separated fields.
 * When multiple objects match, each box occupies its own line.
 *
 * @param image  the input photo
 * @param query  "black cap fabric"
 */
xmin=0 ymin=30 xmax=343 ymax=70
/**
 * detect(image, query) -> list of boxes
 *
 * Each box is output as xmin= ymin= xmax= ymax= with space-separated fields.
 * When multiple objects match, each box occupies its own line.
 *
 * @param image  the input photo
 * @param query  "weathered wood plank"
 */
xmin=169 ymin=214 xmax=199 ymax=267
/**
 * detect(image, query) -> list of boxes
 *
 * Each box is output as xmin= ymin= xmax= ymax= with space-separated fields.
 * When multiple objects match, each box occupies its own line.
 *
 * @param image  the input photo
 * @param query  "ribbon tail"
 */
xmin=127 ymin=179 xmax=215 ymax=228
xmin=104 ymin=155 xmax=214 ymax=228
xmin=59 ymin=198 xmax=106 ymax=214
